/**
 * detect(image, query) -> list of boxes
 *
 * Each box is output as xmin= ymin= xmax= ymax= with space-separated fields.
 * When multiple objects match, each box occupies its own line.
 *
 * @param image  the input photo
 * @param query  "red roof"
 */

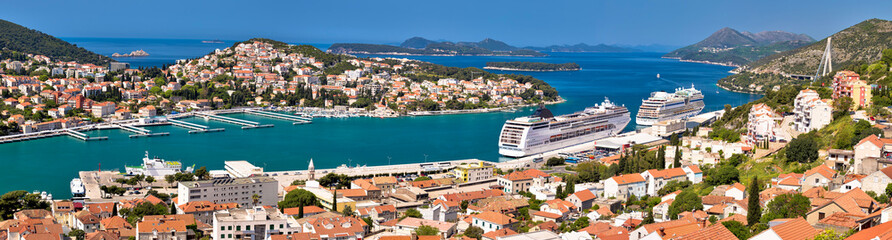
xmin=610 ymin=173 xmax=645 ymax=184
xmin=768 ymin=217 xmax=820 ymax=240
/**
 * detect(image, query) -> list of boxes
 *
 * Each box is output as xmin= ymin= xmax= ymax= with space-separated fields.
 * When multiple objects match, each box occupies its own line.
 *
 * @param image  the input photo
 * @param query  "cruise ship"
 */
xmin=498 ymin=98 xmax=630 ymax=157
xmin=125 ymin=151 xmax=192 ymax=177
xmin=635 ymin=85 xmax=704 ymax=126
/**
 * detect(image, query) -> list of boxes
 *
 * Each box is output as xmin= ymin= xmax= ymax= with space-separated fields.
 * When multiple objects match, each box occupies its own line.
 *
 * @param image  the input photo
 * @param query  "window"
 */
xmin=228 ymin=234 xmax=232 ymax=238
xmin=279 ymin=224 xmax=283 ymax=229
xmin=221 ymin=235 xmax=225 ymax=239
xmin=246 ymin=226 xmax=251 ymax=231
xmin=236 ymin=226 xmax=241 ymax=231
xmin=221 ymin=227 xmax=225 ymax=231
xmin=228 ymin=226 xmax=232 ymax=230
xmin=270 ymin=225 xmax=274 ymax=230
xmin=819 ymin=212 xmax=826 ymax=220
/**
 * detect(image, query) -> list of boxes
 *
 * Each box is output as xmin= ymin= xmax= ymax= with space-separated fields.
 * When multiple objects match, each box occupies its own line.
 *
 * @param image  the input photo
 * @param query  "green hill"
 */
xmin=0 ymin=19 xmax=112 ymax=65
xmin=664 ymin=27 xmax=813 ymax=66
xmin=747 ymin=18 xmax=892 ymax=75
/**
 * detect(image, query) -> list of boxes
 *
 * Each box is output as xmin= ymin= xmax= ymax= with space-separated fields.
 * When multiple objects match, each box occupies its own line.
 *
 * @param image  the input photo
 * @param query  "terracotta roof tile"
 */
xmin=679 ymin=222 xmax=738 ymax=240
xmin=769 ymin=217 xmax=820 ymax=240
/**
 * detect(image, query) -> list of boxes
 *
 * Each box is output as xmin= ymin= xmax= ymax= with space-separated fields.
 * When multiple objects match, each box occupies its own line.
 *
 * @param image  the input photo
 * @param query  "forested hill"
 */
xmin=0 ymin=19 xmax=112 ymax=65
xmin=747 ymin=18 xmax=892 ymax=75
xmin=664 ymin=27 xmax=813 ymax=66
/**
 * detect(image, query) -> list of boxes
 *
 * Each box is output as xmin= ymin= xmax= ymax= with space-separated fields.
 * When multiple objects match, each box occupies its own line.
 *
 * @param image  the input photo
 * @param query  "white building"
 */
xmin=747 ymin=103 xmax=777 ymax=144
xmin=178 ymin=177 xmax=278 ymax=207
xmin=603 ymin=173 xmax=646 ymax=200
xmin=213 ymin=206 xmax=299 ymax=240
xmin=793 ymin=89 xmax=833 ymax=133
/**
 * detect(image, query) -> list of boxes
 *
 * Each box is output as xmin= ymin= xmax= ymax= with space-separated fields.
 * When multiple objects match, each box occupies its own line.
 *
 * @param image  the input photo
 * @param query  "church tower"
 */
xmin=308 ymin=158 xmax=315 ymax=180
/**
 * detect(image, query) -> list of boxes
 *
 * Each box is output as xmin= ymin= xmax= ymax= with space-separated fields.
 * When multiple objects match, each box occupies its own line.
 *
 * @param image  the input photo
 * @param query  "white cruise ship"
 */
xmin=125 ymin=151 xmax=192 ymax=177
xmin=635 ymin=85 xmax=704 ymax=126
xmin=498 ymin=98 xmax=630 ymax=158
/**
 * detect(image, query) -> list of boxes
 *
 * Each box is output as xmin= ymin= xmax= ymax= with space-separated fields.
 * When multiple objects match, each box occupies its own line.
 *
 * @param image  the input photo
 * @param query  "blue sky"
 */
xmin=2 ymin=0 xmax=890 ymax=47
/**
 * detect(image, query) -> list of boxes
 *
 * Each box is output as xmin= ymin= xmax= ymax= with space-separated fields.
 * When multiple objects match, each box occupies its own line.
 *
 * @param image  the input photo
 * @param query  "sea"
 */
xmin=1 ymin=38 xmax=760 ymax=198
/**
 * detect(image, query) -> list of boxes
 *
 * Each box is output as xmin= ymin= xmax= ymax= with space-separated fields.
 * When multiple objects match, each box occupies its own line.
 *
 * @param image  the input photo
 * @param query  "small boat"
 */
xmin=656 ymin=73 xmax=661 ymax=78
xmin=202 ymin=39 xmax=224 ymax=44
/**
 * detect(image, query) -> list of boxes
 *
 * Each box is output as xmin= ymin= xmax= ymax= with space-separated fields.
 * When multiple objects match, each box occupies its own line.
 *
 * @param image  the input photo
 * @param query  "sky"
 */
xmin=2 ymin=0 xmax=891 ymax=47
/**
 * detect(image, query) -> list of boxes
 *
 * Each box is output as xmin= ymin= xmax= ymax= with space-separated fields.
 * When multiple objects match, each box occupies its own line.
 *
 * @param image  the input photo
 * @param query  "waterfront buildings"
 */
xmin=832 ymin=70 xmax=872 ymax=109
xmin=793 ymin=89 xmax=833 ymax=133
xmin=747 ymin=103 xmax=777 ymax=145
xmin=452 ymin=161 xmax=494 ymax=183
xmin=177 ymin=176 xmax=277 ymax=207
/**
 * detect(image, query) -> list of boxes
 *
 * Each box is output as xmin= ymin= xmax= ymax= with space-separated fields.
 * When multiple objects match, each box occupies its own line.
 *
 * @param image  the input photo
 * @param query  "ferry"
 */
xmin=70 ymin=178 xmax=85 ymax=198
xmin=498 ymin=98 xmax=630 ymax=157
xmin=125 ymin=151 xmax=192 ymax=177
xmin=636 ymin=85 xmax=704 ymax=126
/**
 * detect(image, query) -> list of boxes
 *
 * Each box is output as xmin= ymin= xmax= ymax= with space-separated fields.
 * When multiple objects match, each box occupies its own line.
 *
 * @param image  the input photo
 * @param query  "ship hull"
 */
xmin=498 ymin=113 xmax=630 ymax=158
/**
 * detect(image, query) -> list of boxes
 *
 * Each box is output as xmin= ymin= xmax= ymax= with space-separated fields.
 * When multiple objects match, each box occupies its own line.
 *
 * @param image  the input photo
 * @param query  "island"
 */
xmin=112 ymin=49 xmax=149 ymax=57
xmin=484 ymin=62 xmax=580 ymax=71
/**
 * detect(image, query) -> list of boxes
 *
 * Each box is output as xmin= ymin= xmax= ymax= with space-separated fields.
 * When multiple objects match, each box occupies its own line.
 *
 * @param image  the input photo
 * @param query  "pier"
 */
xmin=168 ymin=119 xmax=225 ymax=134
xmin=244 ymin=109 xmax=312 ymax=125
xmin=115 ymin=124 xmax=170 ymax=138
xmin=65 ymin=129 xmax=108 ymax=141
xmin=194 ymin=112 xmax=273 ymax=129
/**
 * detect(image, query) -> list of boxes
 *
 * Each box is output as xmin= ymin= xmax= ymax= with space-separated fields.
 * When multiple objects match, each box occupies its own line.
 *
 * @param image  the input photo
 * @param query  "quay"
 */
xmin=111 ymin=124 xmax=170 ymax=138
xmin=167 ymin=119 xmax=225 ymax=134
xmin=65 ymin=129 xmax=109 ymax=141
xmin=193 ymin=112 xmax=274 ymax=129
xmin=244 ymin=109 xmax=312 ymax=125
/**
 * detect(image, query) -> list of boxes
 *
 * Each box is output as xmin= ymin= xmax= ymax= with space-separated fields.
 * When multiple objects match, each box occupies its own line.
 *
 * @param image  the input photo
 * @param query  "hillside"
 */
xmin=0 ymin=19 xmax=112 ymax=65
xmin=664 ymin=27 xmax=813 ymax=66
xmin=747 ymin=18 xmax=892 ymax=75
xmin=400 ymin=37 xmax=438 ymax=49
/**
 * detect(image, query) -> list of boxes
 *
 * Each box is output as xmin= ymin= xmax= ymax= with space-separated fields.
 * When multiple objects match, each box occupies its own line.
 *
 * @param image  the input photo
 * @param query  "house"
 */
xmin=99 ymin=216 xmax=134 ymax=240
xmin=832 ymin=70 xmax=872 ymax=109
xmin=177 ymin=201 xmax=238 ymax=225
xmin=805 ymin=188 xmax=877 ymax=225
xmin=471 ymin=211 xmax=518 ymax=233
xmin=863 ymin=166 xmax=892 ymax=194
xmin=750 ymin=217 xmax=820 ymax=240
xmin=393 ymin=217 xmax=455 ymax=239
xmin=295 ymin=215 xmax=368 ymax=240
xmin=538 ymin=199 xmax=576 ymax=219
xmin=678 ymin=222 xmax=738 ymax=240
xmin=722 ymin=200 xmax=748 ymax=219
xmin=282 ymin=206 xmax=327 ymax=218
xmin=853 ymin=134 xmax=892 ymax=175
xmin=603 ymin=173 xmax=646 ymax=200
xmin=586 ymin=207 xmax=614 ymax=221
xmin=640 ymin=167 xmax=688 ymax=196
xmin=482 ymin=228 xmax=518 ymax=240
xmin=839 ymin=175 xmax=865 ymax=193
xmin=724 ymin=183 xmax=745 ymax=200
xmin=419 ymin=200 xmax=458 ymax=222
xmin=73 ymin=211 xmax=101 ymax=233
xmin=530 ymin=211 xmax=563 ymax=223
xmin=628 ymin=217 xmax=700 ymax=240
xmin=682 ymin=165 xmax=703 ymax=184
xmin=438 ymin=189 xmax=504 ymax=204
xmin=566 ymin=190 xmax=597 ymax=210
xmin=653 ymin=199 xmax=673 ymax=222
xmin=453 ymin=161 xmax=494 ymax=183
xmin=135 ymin=217 xmax=188 ymax=240
xmin=801 ymin=164 xmax=836 ymax=191
xmin=213 ymin=207 xmax=299 ymax=240
xmin=826 ymin=149 xmax=855 ymax=171
xmin=496 ymin=169 xmax=551 ymax=194
xmin=747 ymin=103 xmax=777 ymax=145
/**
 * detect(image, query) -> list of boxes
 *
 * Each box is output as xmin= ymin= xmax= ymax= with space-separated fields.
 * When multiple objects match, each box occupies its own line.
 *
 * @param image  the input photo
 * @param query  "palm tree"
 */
xmin=252 ymin=194 xmax=260 ymax=207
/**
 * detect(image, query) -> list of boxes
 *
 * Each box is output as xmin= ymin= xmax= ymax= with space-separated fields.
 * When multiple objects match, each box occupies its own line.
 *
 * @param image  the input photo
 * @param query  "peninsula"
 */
xmin=484 ymin=62 xmax=580 ymax=71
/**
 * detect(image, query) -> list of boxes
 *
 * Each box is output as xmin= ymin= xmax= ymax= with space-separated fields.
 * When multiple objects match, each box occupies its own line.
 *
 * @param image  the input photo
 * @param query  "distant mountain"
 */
xmin=458 ymin=38 xmax=518 ymax=51
xmin=664 ymin=27 xmax=814 ymax=66
xmin=0 ymin=19 xmax=112 ymax=65
xmin=747 ymin=18 xmax=892 ymax=75
xmin=525 ymin=43 xmax=639 ymax=53
xmin=400 ymin=37 xmax=438 ymax=49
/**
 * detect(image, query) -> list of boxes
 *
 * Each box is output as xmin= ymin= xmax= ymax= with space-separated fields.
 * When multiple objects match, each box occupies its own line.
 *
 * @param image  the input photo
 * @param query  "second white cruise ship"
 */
xmin=636 ymin=85 xmax=705 ymax=126
xmin=498 ymin=98 xmax=630 ymax=158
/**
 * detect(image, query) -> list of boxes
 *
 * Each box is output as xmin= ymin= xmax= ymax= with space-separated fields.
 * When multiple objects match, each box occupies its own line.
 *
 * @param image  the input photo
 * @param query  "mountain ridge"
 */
xmin=664 ymin=27 xmax=814 ymax=66
xmin=0 ymin=19 xmax=112 ymax=65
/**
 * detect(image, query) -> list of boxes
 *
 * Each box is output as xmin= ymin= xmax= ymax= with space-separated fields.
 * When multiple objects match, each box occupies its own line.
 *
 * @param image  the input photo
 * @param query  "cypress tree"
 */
xmin=556 ymin=185 xmax=564 ymax=199
xmin=657 ymin=146 xmax=666 ymax=169
xmin=673 ymin=147 xmax=682 ymax=168
xmin=747 ymin=176 xmax=762 ymax=226
xmin=332 ymin=189 xmax=338 ymax=212
xmin=298 ymin=203 xmax=304 ymax=218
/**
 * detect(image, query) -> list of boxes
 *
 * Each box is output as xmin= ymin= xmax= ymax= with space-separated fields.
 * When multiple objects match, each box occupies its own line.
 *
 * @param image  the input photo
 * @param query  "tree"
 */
xmin=332 ymin=189 xmax=338 ymax=212
xmin=721 ymin=220 xmax=751 ymax=240
xmin=67 ymin=229 xmax=86 ymax=240
xmin=762 ymin=193 xmax=811 ymax=222
xmin=0 ymin=190 xmax=51 ymax=220
xmin=656 ymin=146 xmax=666 ymax=170
xmin=342 ymin=205 xmax=354 ymax=216
xmin=193 ymin=167 xmax=210 ymax=180
xmin=277 ymin=189 xmax=317 ymax=210
xmin=252 ymin=194 xmax=260 ymax=207
xmin=670 ymin=134 xmax=680 ymax=146
xmin=667 ymin=191 xmax=702 ymax=219
xmin=834 ymin=96 xmax=854 ymax=115
xmin=464 ymin=226 xmax=484 ymax=240
xmin=642 ymin=210 xmax=655 ymax=225
xmin=145 ymin=176 xmax=155 ymax=186
xmin=405 ymin=208 xmax=422 ymax=218
xmin=415 ymin=225 xmax=439 ymax=236
xmin=673 ymin=147 xmax=682 ymax=168
xmin=747 ymin=177 xmax=762 ymax=226
xmin=413 ymin=176 xmax=432 ymax=181
xmin=572 ymin=217 xmax=590 ymax=231
xmin=812 ymin=228 xmax=850 ymax=240
xmin=546 ymin=157 xmax=565 ymax=166
xmin=705 ymin=164 xmax=739 ymax=185
xmin=556 ymin=185 xmax=564 ymax=199
xmin=460 ymin=200 xmax=469 ymax=211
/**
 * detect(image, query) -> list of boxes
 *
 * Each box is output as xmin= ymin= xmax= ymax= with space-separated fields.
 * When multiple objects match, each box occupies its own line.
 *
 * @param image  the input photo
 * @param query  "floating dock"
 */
xmin=244 ymin=109 xmax=312 ymax=125
xmin=194 ymin=112 xmax=273 ymax=129
xmin=168 ymin=119 xmax=225 ymax=134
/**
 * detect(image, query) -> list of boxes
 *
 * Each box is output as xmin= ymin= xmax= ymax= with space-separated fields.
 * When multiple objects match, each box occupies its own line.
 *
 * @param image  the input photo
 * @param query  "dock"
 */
xmin=65 ymin=129 xmax=108 ymax=141
xmin=245 ymin=109 xmax=312 ymax=125
xmin=168 ymin=119 xmax=225 ymax=134
xmin=194 ymin=112 xmax=273 ymax=129
xmin=115 ymin=124 xmax=170 ymax=138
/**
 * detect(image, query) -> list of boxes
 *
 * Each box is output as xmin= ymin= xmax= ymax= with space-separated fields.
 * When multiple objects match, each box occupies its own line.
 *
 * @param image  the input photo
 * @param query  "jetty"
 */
xmin=115 ymin=124 xmax=170 ymax=138
xmin=167 ymin=119 xmax=225 ymax=134
xmin=245 ymin=109 xmax=312 ymax=125
xmin=194 ymin=112 xmax=273 ymax=129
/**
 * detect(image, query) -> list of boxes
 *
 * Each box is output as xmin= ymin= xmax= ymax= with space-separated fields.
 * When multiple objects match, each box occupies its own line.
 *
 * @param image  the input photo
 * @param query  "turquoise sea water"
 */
xmin=2 ymin=38 xmax=760 ymax=198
